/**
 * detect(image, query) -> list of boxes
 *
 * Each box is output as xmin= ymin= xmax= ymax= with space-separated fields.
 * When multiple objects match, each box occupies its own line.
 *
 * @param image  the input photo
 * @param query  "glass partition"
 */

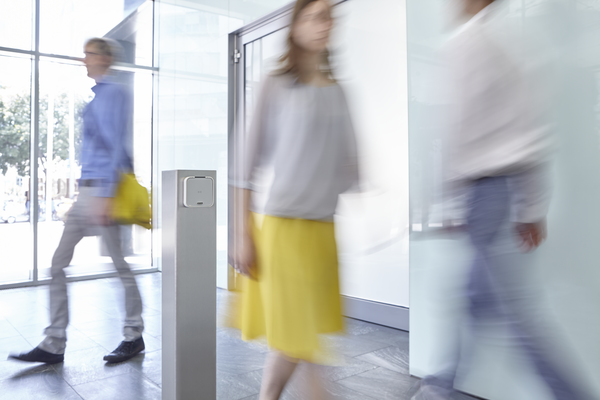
xmin=0 ymin=54 xmax=33 ymax=284
xmin=40 ymin=0 xmax=152 ymax=65
xmin=0 ymin=0 xmax=33 ymax=50
xmin=0 ymin=0 xmax=156 ymax=288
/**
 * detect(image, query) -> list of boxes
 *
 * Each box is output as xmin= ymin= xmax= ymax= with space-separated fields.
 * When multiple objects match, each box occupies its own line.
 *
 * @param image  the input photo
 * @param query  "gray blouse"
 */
xmin=238 ymin=73 xmax=359 ymax=221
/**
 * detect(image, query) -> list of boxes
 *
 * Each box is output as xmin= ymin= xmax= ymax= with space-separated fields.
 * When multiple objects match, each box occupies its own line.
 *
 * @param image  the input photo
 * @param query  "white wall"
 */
xmin=332 ymin=0 xmax=410 ymax=307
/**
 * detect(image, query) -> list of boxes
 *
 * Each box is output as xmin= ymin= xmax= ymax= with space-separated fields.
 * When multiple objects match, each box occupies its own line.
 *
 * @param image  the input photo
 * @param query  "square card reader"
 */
xmin=183 ymin=176 xmax=215 ymax=208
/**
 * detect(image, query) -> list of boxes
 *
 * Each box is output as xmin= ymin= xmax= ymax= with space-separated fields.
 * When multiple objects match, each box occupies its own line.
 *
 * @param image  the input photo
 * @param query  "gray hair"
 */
xmin=85 ymin=37 xmax=124 ymax=64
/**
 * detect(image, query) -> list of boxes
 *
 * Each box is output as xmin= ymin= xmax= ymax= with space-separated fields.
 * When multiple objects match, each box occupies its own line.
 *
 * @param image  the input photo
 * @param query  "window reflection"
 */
xmin=0 ymin=0 xmax=33 ymax=50
xmin=0 ymin=55 xmax=33 ymax=284
xmin=40 ymin=0 xmax=153 ymax=66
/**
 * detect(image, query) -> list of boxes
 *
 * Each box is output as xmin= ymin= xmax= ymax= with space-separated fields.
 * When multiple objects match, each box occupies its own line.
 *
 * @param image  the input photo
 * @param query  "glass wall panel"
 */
xmin=0 ymin=55 xmax=33 ymax=284
xmin=0 ymin=0 xmax=155 ymax=288
xmin=0 ymin=0 xmax=33 ymax=50
xmin=157 ymin=2 xmax=244 ymax=287
xmin=40 ymin=0 xmax=153 ymax=66
xmin=37 ymin=59 xmax=93 ymax=279
xmin=130 ymin=71 xmax=153 ymax=267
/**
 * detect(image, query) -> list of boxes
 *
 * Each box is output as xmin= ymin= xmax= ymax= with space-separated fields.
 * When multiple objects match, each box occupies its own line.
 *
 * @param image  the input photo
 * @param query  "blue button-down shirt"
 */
xmin=80 ymin=76 xmax=133 ymax=198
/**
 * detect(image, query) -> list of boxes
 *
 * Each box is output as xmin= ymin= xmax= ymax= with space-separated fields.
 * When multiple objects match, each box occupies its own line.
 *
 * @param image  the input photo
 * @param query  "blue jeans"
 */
xmin=423 ymin=176 xmax=583 ymax=399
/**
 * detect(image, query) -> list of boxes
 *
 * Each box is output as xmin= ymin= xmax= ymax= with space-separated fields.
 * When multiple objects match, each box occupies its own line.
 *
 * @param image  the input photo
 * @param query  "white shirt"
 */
xmin=442 ymin=4 xmax=551 ymax=222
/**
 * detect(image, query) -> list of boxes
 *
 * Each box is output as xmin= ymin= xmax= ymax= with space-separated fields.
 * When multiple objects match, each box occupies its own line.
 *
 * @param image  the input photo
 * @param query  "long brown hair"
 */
xmin=278 ymin=0 xmax=334 ymax=78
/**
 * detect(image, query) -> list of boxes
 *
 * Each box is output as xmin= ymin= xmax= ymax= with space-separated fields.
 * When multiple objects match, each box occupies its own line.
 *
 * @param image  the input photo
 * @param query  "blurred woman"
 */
xmin=232 ymin=0 xmax=359 ymax=398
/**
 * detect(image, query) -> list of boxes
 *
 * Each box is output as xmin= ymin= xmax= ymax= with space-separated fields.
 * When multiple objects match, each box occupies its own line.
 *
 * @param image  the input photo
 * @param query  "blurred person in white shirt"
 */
xmin=412 ymin=1 xmax=590 ymax=399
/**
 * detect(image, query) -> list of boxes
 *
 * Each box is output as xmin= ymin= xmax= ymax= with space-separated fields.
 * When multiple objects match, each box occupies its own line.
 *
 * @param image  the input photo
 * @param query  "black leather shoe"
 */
xmin=8 ymin=347 xmax=64 ymax=364
xmin=103 ymin=337 xmax=145 ymax=363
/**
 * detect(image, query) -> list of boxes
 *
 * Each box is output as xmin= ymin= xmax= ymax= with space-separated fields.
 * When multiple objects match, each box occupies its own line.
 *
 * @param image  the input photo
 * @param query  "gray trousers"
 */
xmin=423 ymin=176 xmax=585 ymax=399
xmin=40 ymin=187 xmax=144 ymax=354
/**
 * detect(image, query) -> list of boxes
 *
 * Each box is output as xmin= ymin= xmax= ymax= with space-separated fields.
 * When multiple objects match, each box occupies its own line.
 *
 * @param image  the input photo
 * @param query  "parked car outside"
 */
xmin=1 ymin=201 xmax=28 ymax=224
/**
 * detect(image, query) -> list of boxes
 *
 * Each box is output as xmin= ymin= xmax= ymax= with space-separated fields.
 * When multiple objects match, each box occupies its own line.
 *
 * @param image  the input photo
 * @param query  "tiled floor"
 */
xmin=0 ymin=273 xmax=476 ymax=400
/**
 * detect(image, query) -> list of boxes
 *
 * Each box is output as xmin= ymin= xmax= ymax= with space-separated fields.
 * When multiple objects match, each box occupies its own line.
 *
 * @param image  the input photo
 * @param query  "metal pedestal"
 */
xmin=162 ymin=170 xmax=216 ymax=399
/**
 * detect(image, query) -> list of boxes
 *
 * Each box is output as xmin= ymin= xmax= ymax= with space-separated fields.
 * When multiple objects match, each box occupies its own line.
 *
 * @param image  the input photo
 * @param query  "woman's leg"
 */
xmin=304 ymin=363 xmax=328 ymax=400
xmin=259 ymin=352 xmax=298 ymax=400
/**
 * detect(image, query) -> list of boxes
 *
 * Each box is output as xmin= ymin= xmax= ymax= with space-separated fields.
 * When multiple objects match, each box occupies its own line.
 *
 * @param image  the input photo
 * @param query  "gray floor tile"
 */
xmin=280 ymin=366 xmax=378 ymax=400
xmin=323 ymin=333 xmax=390 ymax=358
xmin=0 ymin=321 xmax=20 ymax=340
xmin=320 ymin=355 xmax=379 ymax=382
xmin=337 ymin=367 xmax=420 ymax=399
xmin=71 ymin=372 xmax=161 ymax=400
xmin=218 ymin=327 xmax=269 ymax=354
xmin=23 ymin=330 xmax=98 ymax=353
xmin=394 ymin=331 xmax=410 ymax=352
xmin=217 ymin=341 xmax=267 ymax=375
xmin=0 ymin=335 xmax=32 ymax=358
xmin=56 ymin=346 xmax=139 ymax=386
xmin=0 ymin=272 xmax=435 ymax=400
xmin=11 ymin=320 xmax=50 ymax=337
xmin=0 ymin=358 xmax=57 ymax=382
xmin=70 ymin=318 xmax=123 ymax=337
xmin=0 ymin=365 xmax=82 ymax=400
xmin=128 ymin=349 xmax=162 ymax=387
xmin=217 ymin=369 xmax=262 ymax=400
xmin=345 ymin=318 xmax=409 ymax=346
xmin=68 ymin=305 xmax=114 ymax=325
xmin=5 ymin=307 xmax=50 ymax=325
xmin=356 ymin=345 xmax=410 ymax=374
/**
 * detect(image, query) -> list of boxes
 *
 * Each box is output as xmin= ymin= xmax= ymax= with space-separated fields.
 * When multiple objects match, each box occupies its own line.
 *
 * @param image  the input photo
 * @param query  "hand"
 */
xmin=234 ymin=233 xmax=257 ymax=280
xmin=515 ymin=219 xmax=547 ymax=252
xmin=95 ymin=197 xmax=114 ymax=226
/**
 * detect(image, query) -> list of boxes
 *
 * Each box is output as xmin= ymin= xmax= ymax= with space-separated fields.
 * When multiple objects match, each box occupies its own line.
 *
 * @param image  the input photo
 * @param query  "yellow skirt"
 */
xmin=234 ymin=214 xmax=343 ymax=362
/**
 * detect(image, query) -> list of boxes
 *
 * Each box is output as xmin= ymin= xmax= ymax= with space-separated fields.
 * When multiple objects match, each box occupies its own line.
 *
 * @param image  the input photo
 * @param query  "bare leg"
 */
xmin=304 ymin=363 xmax=329 ymax=400
xmin=259 ymin=352 xmax=298 ymax=400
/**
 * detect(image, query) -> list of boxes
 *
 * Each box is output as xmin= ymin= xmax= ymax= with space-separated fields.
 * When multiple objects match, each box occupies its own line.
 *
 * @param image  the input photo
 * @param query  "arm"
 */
xmin=231 ymin=75 xmax=275 ymax=277
xmin=93 ymin=84 xmax=132 ymax=225
xmin=233 ymin=187 xmax=256 ymax=278
xmin=94 ymin=84 xmax=132 ymax=199
xmin=509 ymin=164 xmax=550 ymax=252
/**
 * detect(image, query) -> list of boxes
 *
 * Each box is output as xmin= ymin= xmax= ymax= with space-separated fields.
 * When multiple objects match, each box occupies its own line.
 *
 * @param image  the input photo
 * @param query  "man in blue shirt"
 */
xmin=10 ymin=37 xmax=145 ymax=364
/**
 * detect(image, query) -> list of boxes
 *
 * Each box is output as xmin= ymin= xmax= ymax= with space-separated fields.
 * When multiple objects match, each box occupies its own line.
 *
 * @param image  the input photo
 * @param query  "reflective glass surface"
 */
xmin=40 ymin=0 xmax=153 ymax=66
xmin=0 ymin=0 xmax=33 ymax=50
xmin=0 ymin=55 xmax=33 ymax=284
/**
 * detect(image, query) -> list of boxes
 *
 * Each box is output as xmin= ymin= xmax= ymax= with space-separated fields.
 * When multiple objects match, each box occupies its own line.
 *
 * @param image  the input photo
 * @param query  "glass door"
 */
xmin=229 ymin=21 xmax=289 ymax=290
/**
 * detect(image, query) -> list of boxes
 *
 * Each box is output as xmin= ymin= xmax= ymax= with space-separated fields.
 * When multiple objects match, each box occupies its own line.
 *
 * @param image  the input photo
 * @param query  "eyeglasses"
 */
xmin=83 ymin=51 xmax=101 ymax=58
